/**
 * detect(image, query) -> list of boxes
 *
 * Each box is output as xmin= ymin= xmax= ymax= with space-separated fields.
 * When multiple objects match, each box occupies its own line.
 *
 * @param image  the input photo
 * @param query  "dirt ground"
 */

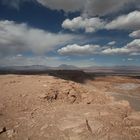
xmin=85 ymin=76 xmax=140 ymax=111
xmin=0 ymin=74 xmax=140 ymax=140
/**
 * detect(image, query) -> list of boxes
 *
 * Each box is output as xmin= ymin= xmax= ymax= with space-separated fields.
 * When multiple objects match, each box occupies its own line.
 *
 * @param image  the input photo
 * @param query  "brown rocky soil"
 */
xmin=0 ymin=74 xmax=140 ymax=140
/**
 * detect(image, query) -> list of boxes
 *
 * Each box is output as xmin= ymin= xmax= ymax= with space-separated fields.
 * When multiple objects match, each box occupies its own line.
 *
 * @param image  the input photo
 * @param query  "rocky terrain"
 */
xmin=0 ymin=74 xmax=140 ymax=140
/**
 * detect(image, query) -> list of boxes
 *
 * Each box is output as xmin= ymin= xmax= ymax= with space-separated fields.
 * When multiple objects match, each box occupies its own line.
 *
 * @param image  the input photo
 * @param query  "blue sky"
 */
xmin=0 ymin=0 xmax=140 ymax=67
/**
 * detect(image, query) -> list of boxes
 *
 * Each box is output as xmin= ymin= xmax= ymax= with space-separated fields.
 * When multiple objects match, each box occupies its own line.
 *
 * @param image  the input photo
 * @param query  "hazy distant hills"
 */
xmin=56 ymin=64 xmax=78 ymax=70
xmin=84 ymin=65 xmax=140 ymax=73
xmin=0 ymin=65 xmax=51 ymax=71
xmin=0 ymin=65 xmax=140 ymax=74
xmin=0 ymin=64 xmax=78 ymax=71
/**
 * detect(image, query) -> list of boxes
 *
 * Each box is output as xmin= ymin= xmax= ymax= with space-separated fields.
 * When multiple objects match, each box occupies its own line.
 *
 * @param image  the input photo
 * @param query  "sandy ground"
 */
xmin=86 ymin=76 xmax=140 ymax=111
xmin=0 ymin=74 xmax=140 ymax=140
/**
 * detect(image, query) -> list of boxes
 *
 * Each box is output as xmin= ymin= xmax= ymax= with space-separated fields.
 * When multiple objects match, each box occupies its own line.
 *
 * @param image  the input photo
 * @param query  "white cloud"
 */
xmin=129 ymin=30 xmax=140 ymax=38
xmin=108 ymin=41 xmax=116 ymax=45
xmin=37 ymin=0 xmax=139 ymax=16
xmin=62 ymin=11 xmax=140 ymax=33
xmin=58 ymin=44 xmax=103 ymax=55
xmin=102 ymin=48 xmax=130 ymax=55
xmin=122 ymin=58 xmax=136 ymax=61
xmin=16 ymin=54 xmax=23 ymax=57
xmin=90 ymin=58 xmax=95 ymax=61
xmin=102 ymin=39 xmax=140 ymax=55
xmin=58 ymin=39 xmax=140 ymax=56
xmin=0 ymin=20 xmax=82 ymax=56
xmin=62 ymin=16 xmax=106 ymax=33
xmin=127 ymin=58 xmax=134 ymax=61
xmin=126 ymin=39 xmax=140 ymax=52
xmin=130 ymin=52 xmax=140 ymax=56
xmin=106 ymin=11 xmax=140 ymax=30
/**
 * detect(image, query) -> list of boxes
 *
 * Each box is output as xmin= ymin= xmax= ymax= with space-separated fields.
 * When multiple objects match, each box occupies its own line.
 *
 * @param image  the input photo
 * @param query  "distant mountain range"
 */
xmin=85 ymin=65 xmax=140 ymax=69
xmin=0 ymin=64 xmax=78 ymax=71
xmin=0 ymin=65 xmax=50 ymax=71
xmin=56 ymin=64 xmax=78 ymax=70
xmin=0 ymin=65 xmax=140 ymax=74
xmin=83 ymin=65 xmax=140 ymax=73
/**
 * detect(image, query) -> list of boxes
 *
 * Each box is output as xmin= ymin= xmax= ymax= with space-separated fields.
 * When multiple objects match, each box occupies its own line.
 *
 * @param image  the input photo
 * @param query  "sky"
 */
xmin=0 ymin=0 xmax=140 ymax=67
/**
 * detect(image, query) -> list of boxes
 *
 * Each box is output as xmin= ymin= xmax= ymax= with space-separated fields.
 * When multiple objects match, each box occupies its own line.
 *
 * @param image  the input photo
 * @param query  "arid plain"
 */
xmin=0 ymin=73 xmax=140 ymax=140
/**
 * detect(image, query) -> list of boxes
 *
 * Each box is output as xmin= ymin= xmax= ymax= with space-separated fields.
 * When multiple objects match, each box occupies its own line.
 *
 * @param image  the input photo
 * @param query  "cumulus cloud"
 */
xmin=102 ymin=48 xmax=130 ymax=55
xmin=0 ymin=20 xmax=82 ymax=56
xmin=129 ymin=30 xmax=140 ymax=38
xmin=122 ymin=58 xmax=136 ymax=61
xmin=127 ymin=58 xmax=134 ymax=61
xmin=62 ymin=16 xmax=106 ymax=33
xmin=58 ymin=44 xmax=103 ymax=55
xmin=126 ymin=39 xmax=140 ymax=52
xmin=37 ymin=0 xmax=139 ymax=16
xmin=58 ymin=39 xmax=140 ymax=56
xmin=62 ymin=11 xmax=140 ymax=33
xmin=102 ymin=39 xmax=140 ymax=55
xmin=108 ymin=41 xmax=116 ymax=46
xmin=106 ymin=11 xmax=140 ymax=30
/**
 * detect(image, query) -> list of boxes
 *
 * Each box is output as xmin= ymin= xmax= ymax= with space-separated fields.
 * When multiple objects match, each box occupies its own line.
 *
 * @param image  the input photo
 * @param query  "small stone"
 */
xmin=0 ymin=103 xmax=5 ymax=111
xmin=68 ymin=95 xmax=76 ymax=103
xmin=39 ymin=93 xmax=48 ymax=99
xmin=69 ymin=89 xmax=77 ymax=96
xmin=6 ymin=129 xmax=15 ymax=138
xmin=43 ymin=84 xmax=47 ymax=87
xmin=25 ymin=137 xmax=30 ymax=140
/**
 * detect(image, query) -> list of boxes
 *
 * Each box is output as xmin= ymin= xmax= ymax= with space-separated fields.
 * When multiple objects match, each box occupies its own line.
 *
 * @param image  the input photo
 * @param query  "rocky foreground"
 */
xmin=0 ymin=74 xmax=140 ymax=140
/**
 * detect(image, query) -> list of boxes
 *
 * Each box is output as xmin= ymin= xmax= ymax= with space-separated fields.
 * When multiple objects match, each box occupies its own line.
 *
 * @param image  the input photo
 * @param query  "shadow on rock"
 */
xmin=47 ymin=70 xmax=95 ymax=83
